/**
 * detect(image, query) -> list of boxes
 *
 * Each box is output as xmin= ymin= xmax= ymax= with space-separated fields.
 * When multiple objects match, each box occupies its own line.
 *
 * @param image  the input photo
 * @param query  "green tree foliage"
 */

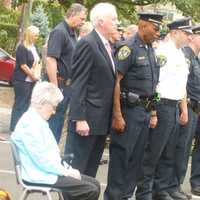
xmin=33 ymin=0 xmax=64 ymax=29
xmin=31 ymin=5 xmax=49 ymax=39
xmin=0 ymin=0 xmax=19 ymax=54
xmin=57 ymin=0 xmax=138 ymax=23
xmin=31 ymin=5 xmax=50 ymax=54
xmin=57 ymin=0 xmax=200 ymax=23
xmin=173 ymin=0 xmax=200 ymax=22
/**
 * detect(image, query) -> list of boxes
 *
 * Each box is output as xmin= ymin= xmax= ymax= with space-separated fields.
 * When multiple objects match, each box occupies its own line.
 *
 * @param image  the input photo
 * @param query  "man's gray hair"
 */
xmin=90 ymin=3 xmax=117 ymax=27
xmin=66 ymin=3 xmax=87 ymax=18
xmin=31 ymin=81 xmax=63 ymax=107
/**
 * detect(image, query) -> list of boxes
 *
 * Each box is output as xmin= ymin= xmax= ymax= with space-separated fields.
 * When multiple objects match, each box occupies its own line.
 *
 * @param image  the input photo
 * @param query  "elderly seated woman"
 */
xmin=11 ymin=81 xmax=100 ymax=200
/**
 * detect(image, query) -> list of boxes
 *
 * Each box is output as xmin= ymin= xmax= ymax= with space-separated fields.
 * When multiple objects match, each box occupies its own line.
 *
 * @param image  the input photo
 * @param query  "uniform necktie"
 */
xmin=105 ymin=42 xmax=115 ymax=73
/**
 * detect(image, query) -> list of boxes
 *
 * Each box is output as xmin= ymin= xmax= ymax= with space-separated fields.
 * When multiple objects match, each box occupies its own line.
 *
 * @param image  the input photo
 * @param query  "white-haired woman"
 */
xmin=10 ymin=25 xmax=40 ymax=131
xmin=11 ymin=81 xmax=100 ymax=200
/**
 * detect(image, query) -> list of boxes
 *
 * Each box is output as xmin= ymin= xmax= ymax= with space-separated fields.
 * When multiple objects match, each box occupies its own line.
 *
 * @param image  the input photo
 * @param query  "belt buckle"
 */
xmin=143 ymin=99 xmax=151 ymax=111
xmin=65 ymin=79 xmax=71 ymax=86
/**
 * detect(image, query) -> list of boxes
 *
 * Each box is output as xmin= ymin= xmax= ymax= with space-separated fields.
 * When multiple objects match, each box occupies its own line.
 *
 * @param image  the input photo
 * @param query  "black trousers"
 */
xmin=173 ymin=107 xmax=198 ymax=188
xmin=10 ymin=81 xmax=35 ymax=131
xmin=105 ymin=105 xmax=150 ymax=200
xmin=65 ymin=121 xmax=107 ymax=177
xmin=190 ymin=117 xmax=200 ymax=188
xmin=136 ymin=102 xmax=180 ymax=200
xmin=24 ymin=174 xmax=100 ymax=200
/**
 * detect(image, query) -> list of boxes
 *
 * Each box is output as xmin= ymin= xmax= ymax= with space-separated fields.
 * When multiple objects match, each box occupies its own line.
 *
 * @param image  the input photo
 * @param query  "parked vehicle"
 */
xmin=0 ymin=48 xmax=15 ymax=84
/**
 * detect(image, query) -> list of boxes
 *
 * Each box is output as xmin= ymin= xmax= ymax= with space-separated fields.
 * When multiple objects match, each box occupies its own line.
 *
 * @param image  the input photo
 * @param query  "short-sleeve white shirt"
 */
xmin=156 ymin=39 xmax=189 ymax=100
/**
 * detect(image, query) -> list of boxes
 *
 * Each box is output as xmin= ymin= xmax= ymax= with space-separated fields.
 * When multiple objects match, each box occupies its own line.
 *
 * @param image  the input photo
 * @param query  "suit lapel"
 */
xmin=92 ymin=30 xmax=116 ymax=77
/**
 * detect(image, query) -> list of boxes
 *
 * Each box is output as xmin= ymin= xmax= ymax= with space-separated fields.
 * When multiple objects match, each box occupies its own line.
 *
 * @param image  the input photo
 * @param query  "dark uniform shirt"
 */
xmin=12 ymin=44 xmax=34 ymax=82
xmin=116 ymin=33 xmax=159 ymax=96
xmin=183 ymin=46 xmax=200 ymax=101
xmin=47 ymin=20 xmax=77 ymax=80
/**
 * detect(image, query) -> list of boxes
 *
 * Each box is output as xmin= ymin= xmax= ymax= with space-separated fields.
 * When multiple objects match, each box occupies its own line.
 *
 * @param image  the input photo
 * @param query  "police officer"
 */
xmin=168 ymin=24 xmax=200 ymax=199
xmin=46 ymin=3 xmax=87 ymax=142
xmin=104 ymin=13 xmax=164 ymax=200
xmin=136 ymin=18 xmax=191 ymax=200
xmin=191 ymin=117 xmax=200 ymax=196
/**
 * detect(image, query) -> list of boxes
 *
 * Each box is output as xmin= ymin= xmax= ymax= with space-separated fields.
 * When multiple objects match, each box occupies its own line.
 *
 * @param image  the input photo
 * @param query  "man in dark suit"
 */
xmin=65 ymin=2 xmax=118 ymax=178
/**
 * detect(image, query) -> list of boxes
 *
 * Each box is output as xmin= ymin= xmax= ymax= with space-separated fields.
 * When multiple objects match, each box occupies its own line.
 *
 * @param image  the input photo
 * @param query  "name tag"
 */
xmin=138 ymin=56 xmax=146 ymax=60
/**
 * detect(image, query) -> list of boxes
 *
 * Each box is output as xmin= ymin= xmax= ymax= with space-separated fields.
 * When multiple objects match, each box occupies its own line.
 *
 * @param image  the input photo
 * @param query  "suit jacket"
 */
xmin=69 ymin=30 xmax=116 ymax=135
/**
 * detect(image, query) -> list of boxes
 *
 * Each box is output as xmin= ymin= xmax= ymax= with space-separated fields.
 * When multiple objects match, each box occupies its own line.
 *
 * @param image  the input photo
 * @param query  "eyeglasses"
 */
xmin=50 ymin=104 xmax=57 ymax=112
xmin=45 ymin=101 xmax=57 ymax=112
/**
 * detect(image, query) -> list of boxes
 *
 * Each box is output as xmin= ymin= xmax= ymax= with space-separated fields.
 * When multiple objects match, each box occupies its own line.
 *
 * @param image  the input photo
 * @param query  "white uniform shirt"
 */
xmin=156 ymin=38 xmax=189 ymax=100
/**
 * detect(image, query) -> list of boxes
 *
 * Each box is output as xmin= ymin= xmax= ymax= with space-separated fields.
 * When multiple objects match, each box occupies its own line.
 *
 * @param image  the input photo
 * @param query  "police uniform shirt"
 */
xmin=183 ymin=46 xmax=200 ymax=101
xmin=47 ymin=20 xmax=77 ymax=79
xmin=116 ymin=33 xmax=159 ymax=97
xmin=156 ymin=38 xmax=189 ymax=100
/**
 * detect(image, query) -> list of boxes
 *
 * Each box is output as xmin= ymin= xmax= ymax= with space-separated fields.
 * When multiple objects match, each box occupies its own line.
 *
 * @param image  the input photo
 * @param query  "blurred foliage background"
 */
xmin=0 ymin=0 xmax=200 ymax=55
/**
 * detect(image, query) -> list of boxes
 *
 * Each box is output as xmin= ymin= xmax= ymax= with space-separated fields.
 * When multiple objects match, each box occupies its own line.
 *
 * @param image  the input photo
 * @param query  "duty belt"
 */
xmin=188 ymin=99 xmax=200 ymax=114
xmin=121 ymin=91 xmax=160 ymax=112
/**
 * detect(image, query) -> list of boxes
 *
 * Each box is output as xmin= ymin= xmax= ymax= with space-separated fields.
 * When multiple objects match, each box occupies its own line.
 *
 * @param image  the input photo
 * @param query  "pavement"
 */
xmin=0 ymin=85 xmax=200 ymax=200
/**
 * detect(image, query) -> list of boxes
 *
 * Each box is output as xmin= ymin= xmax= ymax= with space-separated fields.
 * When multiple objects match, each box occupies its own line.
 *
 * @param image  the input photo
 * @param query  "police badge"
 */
xmin=117 ymin=46 xmax=131 ymax=60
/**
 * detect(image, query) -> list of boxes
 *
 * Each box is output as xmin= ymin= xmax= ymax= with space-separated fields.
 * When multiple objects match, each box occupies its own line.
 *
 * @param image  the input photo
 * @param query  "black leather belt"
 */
xmin=57 ymin=76 xmax=71 ymax=87
xmin=160 ymin=98 xmax=179 ymax=106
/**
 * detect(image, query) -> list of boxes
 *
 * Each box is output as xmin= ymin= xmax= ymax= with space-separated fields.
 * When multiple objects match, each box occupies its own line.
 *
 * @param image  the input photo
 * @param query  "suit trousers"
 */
xmin=104 ymin=105 xmax=150 ymax=200
xmin=136 ymin=102 xmax=180 ymax=200
xmin=65 ymin=121 xmax=107 ymax=177
xmin=10 ymin=81 xmax=35 ymax=131
xmin=190 ymin=117 xmax=200 ymax=188
xmin=48 ymin=84 xmax=71 ymax=143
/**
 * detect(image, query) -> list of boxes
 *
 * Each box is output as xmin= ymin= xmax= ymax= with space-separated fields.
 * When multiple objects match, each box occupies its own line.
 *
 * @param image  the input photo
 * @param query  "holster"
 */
xmin=120 ymin=91 xmax=159 ymax=112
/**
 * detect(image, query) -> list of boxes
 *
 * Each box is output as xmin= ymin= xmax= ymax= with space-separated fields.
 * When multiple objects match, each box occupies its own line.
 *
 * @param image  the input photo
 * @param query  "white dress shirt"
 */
xmin=95 ymin=29 xmax=115 ymax=72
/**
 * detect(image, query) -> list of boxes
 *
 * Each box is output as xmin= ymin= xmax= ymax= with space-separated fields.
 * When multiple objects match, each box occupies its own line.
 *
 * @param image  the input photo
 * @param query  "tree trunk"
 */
xmin=17 ymin=0 xmax=33 ymax=44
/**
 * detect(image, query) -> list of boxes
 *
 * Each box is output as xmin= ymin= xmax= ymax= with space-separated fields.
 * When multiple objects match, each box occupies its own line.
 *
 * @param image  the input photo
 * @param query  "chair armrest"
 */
xmin=61 ymin=153 xmax=74 ymax=165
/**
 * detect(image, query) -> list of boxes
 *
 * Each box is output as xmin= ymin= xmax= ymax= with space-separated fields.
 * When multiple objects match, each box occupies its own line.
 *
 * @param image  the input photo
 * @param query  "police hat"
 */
xmin=167 ymin=17 xmax=192 ymax=33
xmin=138 ymin=12 xmax=164 ymax=26
xmin=192 ymin=24 xmax=200 ymax=34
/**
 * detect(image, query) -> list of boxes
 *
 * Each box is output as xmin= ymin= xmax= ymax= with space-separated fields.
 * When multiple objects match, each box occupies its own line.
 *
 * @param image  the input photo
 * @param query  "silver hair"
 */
xmin=90 ymin=3 xmax=117 ymax=27
xmin=66 ymin=3 xmax=87 ymax=18
xmin=31 ymin=81 xmax=63 ymax=107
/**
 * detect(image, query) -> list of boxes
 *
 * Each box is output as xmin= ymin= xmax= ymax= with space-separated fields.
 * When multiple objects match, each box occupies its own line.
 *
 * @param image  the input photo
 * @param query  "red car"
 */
xmin=0 ymin=48 xmax=15 ymax=83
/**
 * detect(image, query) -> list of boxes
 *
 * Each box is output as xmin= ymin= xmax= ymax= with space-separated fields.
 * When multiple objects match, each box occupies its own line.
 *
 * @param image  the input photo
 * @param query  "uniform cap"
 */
xmin=191 ymin=24 xmax=200 ymax=34
xmin=138 ymin=12 xmax=164 ymax=26
xmin=167 ymin=17 xmax=192 ymax=33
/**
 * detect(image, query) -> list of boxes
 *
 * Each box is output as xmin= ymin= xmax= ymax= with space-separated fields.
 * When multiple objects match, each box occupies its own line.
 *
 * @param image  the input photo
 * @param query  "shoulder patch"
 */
xmin=117 ymin=46 xmax=131 ymax=60
xmin=157 ymin=54 xmax=167 ymax=67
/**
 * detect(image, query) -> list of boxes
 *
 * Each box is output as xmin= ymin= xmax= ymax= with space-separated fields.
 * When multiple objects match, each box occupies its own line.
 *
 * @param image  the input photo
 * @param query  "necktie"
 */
xmin=105 ymin=42 xmax=115 ymax=72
